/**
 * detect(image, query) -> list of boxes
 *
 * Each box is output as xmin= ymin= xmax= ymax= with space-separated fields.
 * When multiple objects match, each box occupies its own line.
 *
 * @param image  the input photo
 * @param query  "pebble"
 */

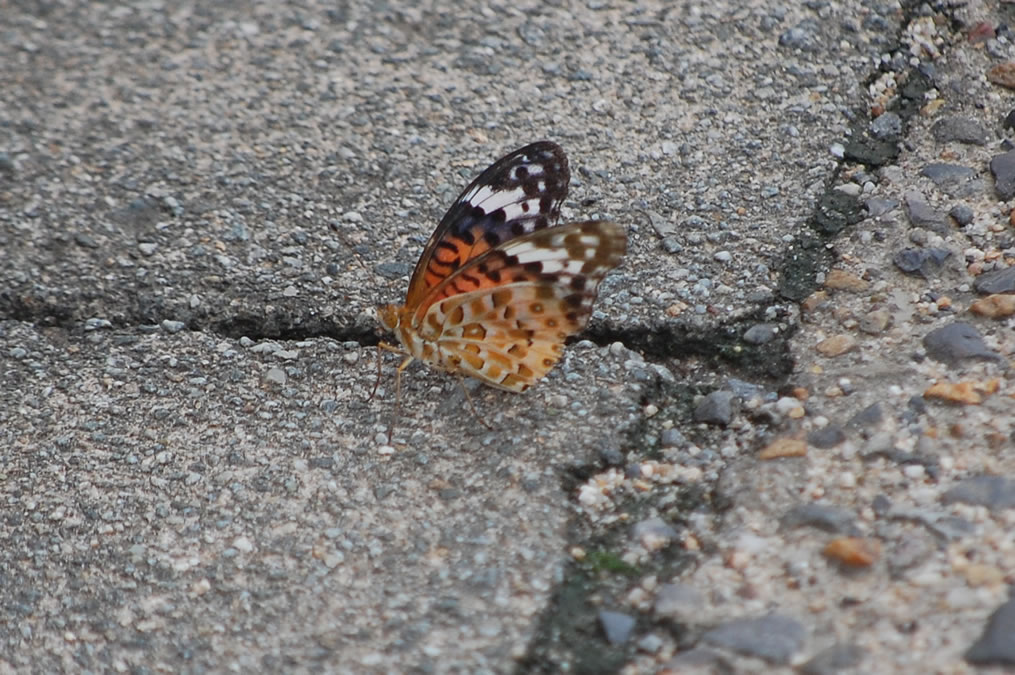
xmin=632 ymin=517 xmax=679 ymax=551
xmin=870 ymin=112 xmax=902 ymax=140
xmin=654 ymin=583 xmax=704 ymax=622
xmin=743 ymin=323 xmax=777 ymax=344
xmin=865 ymin=197 xmax=898 ymax=217
xmin=930 ymin=116 xmax=988 ymax=145
xmin=989 ymin=150 xmax=1015 ymax=200
xmin=759 ymin=437 xmax=806 ymax=460
xmin=922 ymin=322 xmax=1000 ymax=366
xmin=264 ymin=367 xmax=287 ymax=386
xmin=693 ymin=390 xmax=735 ymax=426
xmin=924 ymin=380 xmax=986 ymax=404
xmin=965 ymin=599 xmax=1015 ymax=666
xmin=374 ymin=262 xmax=411 ymax=280
xmin=780 ymin=503 xmax=856 ymax=534
xmin=824 ymin=269 xmax=869 ymax=292
xmin=815 ymin=334 xmax=856 ymax=357
xmin=637 ymin=633 xmax=663 ymax=654
xmin=779 ymin=20 xmax=820 ymax=51
xmin=859 ymin=309 xmax=892 ymax=334
xmin=660 ymin=647 xmax=725 ymax=671
xmin=823 ymin=537 xmax=881 ymax=567
xmin=774 ymin=396 xmax=805 ymax=417
xmin=659 ymin=428 xmax=686 ymax=448
xmin=801 ymin=643 xmax=866 ymax=675
xmin=970 ymin=294 xmax=1015 ymax=318
xmin=807 ymin=425 xmax=847 ymax=449
xmin=904 ymin=191 xmax=949 ymax=233
xmin=987 ymin=61 xmax=1015 ymax=90
xmin=893 ymin=247 xmax=951 ymax=278
xmin=598 ymin=610 xmax=636 ymax=645
xmin=161 ymin=319 xmax=186 ymax=333
xmin=702 ymin=614 xmax=806 ymax=664
xmin=84 ymin=318 xmax=112 ymax=331
xmin=847 ymin=402 xmax=884 ymax=428
xmin=948 ymin=204 xmax=974 ymax=226
xmin=973 ymin=266 xmax=1015 ymax=294
xmin=942 ymin=476 xmax=1015 ymax=510
xmin=918 ymin=163 xmax=982 ymax=198
xmin=660 ymin=236 xmax=682 ymax=254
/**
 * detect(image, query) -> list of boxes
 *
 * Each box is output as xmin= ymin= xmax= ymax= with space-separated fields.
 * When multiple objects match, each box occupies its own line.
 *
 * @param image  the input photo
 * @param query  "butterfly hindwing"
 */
xmin=404 ymin=141 xmax=570 ymax=310
xmin=416 ymin=221 xmax=627 ymax=390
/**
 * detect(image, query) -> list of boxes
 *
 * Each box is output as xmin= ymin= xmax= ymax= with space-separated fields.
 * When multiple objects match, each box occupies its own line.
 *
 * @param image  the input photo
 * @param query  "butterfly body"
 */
xmin=378 ymin=142 xmax=626 ymax=393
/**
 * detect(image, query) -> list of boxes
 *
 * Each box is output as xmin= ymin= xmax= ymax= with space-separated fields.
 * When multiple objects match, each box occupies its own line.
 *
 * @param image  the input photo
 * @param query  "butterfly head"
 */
xmin=377 ymin=304 xmax=402 ymax=332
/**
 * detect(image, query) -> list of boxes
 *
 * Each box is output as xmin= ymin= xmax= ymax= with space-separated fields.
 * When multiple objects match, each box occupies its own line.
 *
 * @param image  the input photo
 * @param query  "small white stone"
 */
xmin=903 ymin=465 xmax=925 ymax=480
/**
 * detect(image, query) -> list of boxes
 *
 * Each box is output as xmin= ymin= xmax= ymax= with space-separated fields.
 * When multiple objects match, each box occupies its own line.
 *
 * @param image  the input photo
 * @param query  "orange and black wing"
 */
xmin=404 ymin=141 xmax=570 ymax=312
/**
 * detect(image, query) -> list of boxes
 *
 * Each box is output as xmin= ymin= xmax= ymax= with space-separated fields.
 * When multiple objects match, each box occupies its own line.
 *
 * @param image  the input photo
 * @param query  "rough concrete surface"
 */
xmin=1 ymin=1 xmax=1014 ymax=673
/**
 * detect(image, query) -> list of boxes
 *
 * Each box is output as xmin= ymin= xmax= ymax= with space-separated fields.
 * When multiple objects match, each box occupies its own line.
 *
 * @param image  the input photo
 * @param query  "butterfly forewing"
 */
xmin=413 ymin=220 xmax=625 ymax=325
xmin=404 ymin=141 xmax=570 ymax=312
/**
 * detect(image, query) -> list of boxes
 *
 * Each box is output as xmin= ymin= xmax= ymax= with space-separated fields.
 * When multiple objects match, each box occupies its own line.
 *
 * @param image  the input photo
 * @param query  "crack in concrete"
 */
xmin=518 ymin=0 xmax=964 ymax=669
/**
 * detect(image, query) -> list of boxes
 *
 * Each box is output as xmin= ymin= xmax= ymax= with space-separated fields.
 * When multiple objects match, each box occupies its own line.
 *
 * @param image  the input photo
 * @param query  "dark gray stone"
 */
xmin=111 ymin=195 xmax=166 ymax=228
xmin=781 ymin=503 xmax=857 ymax=534
xmin=919 ymin=163 xmax=983 ymax=198
xmin=694 ymin=390 xmax=735 ymax=426
xmin=922 ymin=322 xmax=1001 ymax=366
xmin=931 ymin=116 xmax=989 ymax=145
xmin=702 ymin=614 xmax=806 ymax=664
xmin=725 ymin=378 xmax=765 ymax=400
xmin=989 ymin=150 xmax=1015 ymax=200
xmin=965 ymin=599 xmax=1015 ymax=666
xmin=779 ymin=19 xmax=820 ymax=51
xmin=948 ymin=204 xmax=974 ymax=226
xmin=973 ymin=266 xmax=1015 ymax=294
xmin=660 ymin=236 xmax=682 ymax=254
xmin=374 ymin=261 xmax=412 ymax=280
xmin=598 ymin=610 xmax=636 ymax=645
xmin=904 ymin=191 xmax=949 ymax=233
xmin=942 ymin=476 xmax=1015 ymax=510
xmin=871 ymin=494 xmax=892 ymax=516
xmin=893 ymin=247 xmax=951 ymax=278
xmin=801 ymin=643 xmax=866 ymax=675
xmin=660 ymin=428 xmax=687 ymax=448
xmin=743 ymin=323 xmax=778 ymax=344
xmin=870 ymin=112 xmax=902 ymax=140
xmin=807 ymin=426 xmax=847 ymax=449
xmin=865 ymin=197 xmax=898 ymax=217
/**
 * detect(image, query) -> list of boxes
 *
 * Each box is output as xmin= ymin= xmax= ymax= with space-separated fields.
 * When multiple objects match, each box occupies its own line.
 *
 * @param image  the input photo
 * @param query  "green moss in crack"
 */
xmin=582 ymin=550 xmax=639 ymax=577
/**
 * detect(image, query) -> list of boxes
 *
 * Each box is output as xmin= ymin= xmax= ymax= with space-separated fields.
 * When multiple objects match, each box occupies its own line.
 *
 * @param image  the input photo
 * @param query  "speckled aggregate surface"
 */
xmin=2 ymin=1 xmax=1014 ymax=673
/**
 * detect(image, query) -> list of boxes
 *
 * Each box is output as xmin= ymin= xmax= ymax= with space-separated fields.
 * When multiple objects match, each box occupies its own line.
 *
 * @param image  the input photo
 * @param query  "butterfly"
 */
xmin=375 ymin=141 xmax=626 ymax=415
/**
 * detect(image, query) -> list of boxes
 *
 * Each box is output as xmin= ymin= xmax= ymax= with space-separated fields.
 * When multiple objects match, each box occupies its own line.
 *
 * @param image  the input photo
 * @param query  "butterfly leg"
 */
xmin=389 ymin=354 xmax=414 ymax=444
xmin=369 ymin=341 xmax=406 ymax=402
xmin=453 ymin=371 xmax=495 ymax=432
